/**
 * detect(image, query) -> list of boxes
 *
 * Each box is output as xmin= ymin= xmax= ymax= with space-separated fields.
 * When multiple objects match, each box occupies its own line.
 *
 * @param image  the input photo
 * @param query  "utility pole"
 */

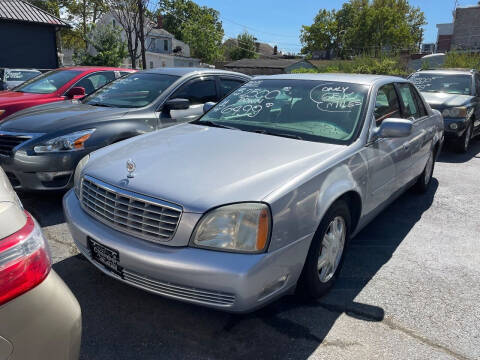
xmin=138 ymin=0 xmax=147 ymax=69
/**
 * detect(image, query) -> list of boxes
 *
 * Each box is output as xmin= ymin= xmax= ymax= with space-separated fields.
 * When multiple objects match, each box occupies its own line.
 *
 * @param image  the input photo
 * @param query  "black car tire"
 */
xmin=414 ymin=147 xmax=436 ymax=193
xmin=456 ymin=122 xmax=473 ymax=153
xmin=297 ymin=200 xmax=351 ymax=299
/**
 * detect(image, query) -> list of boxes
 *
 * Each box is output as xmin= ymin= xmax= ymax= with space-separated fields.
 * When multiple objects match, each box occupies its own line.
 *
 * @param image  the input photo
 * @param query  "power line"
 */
xmin=219 ymin=15 xmax=300 ymax=39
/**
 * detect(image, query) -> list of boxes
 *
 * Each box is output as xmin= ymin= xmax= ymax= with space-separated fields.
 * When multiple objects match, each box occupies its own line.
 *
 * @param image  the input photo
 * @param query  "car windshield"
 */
xmin=5 ymin=70 xmax=40 ymax=82
xmin=14 ymin=69 xmax=82 ymax=94
xmin=409 ymin=73 xmax=472 ymax=95
xmin=84 ymin=73 xmax=179 ymax=108
xmin=196 ymin=79 xmax=369 ymax=144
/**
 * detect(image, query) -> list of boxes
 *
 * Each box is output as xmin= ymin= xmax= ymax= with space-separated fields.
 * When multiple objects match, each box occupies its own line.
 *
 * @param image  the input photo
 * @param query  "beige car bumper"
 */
xmin=0 ymin=270 xmax=82 ymax=360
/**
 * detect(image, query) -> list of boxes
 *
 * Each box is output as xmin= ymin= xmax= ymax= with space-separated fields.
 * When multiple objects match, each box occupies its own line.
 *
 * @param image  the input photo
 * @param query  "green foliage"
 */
xmin=159 ymin=0 xmax=224 ymax=63
xmin=301 ymin=0 xmax=426 ymax=58
xmin=312 ymin=56 xmax=408 ymax=76
xmin=74 ymin=24 xmax=128 ymax=66
xmin=227 ymin=31 xmax=258 ymax=60
xmin=443 ymin=52 xmax=480 ymax=69
xmin=291 ymin=67 xmax=319 ymax=74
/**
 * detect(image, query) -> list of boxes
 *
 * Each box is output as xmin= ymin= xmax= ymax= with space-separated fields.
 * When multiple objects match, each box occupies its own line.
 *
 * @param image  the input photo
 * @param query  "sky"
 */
xmin=194 ymin=0 xmax=480 ymax=53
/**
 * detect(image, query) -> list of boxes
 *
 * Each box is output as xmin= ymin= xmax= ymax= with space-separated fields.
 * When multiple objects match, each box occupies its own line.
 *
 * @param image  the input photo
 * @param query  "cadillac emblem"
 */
xmin=126 ymin=159 xmax=136 ymax=178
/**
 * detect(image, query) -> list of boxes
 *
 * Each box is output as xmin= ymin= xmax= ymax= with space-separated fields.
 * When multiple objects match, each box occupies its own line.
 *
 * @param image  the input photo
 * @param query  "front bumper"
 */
xmin=443 ymin=117 xmax=468 ymax=140
xmin=0 ymin=148 xmax=90 ymax=191
xmin=63 ymin=190 xmax=312 ymax=313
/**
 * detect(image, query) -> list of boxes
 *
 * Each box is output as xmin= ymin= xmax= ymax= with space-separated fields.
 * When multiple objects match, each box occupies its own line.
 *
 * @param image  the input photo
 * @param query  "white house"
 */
xmin=93 ymin=12 xmax=201 ymax=69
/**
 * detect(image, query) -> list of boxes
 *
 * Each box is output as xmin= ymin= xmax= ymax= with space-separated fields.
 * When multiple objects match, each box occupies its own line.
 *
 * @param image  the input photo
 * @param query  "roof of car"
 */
xmin=60 ymin=66 xmax=135 ymax=72
xmin=416 ymin=68 xmax=475 ymax=75
xmin=143 ymin=67 xmax=249 ymax=78
xmin=253 ymin=73 xmax=407 ymax=85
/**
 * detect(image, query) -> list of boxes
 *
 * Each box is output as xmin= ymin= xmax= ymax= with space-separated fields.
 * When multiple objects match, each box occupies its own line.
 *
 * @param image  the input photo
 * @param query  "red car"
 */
xmin=0 ymin=66 xmax=134 ymax=121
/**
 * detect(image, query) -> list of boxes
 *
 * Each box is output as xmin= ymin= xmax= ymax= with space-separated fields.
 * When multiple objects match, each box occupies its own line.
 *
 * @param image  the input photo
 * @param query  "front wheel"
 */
xmin=456 ymin=123 xmax=473 ymax=153
xmin=298 ymin=200 xmax=351 ymax=298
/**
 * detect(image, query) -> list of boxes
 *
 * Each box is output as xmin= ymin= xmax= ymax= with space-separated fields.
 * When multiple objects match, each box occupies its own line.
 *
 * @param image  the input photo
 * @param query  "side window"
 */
xmin=74 ymin=72 xmax=115 ymax=95
xmin=475 ymin=75 xmax=480 ymax=96
xmin=219 ymin=78 xmax=245 ymax=98
xmin=374 ymin=83 xmax=401 ymax=125
xmin=172 ymin=78 xmax=217 ymax=105
xmin=396 ymin=83 xmax=420 ymax=119
xmin=410 ymin=84 xmax=427 ymax=118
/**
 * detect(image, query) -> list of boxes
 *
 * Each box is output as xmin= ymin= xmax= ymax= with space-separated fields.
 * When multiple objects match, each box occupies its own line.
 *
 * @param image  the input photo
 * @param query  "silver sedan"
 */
xmin=63 ymin=74 xmax=444 ymax=312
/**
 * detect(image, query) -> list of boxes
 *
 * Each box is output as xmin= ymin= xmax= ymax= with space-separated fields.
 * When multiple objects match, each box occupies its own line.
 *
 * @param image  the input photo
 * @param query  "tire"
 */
xmin=297 ymin=200 xmax=351 ymax=298
xmin=456 ymin=122 xmax=473 ymax=153
xmin=414 ymin=147 xmax=436 ymax=193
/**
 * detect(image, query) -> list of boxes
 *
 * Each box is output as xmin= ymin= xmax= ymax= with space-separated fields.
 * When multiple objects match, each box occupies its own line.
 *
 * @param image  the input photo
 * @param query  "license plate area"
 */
xmin=88 ymin=237 xmax=123 ymax=278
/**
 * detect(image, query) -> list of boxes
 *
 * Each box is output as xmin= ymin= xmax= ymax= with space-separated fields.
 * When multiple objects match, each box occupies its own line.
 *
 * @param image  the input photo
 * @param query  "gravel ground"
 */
xmin=20 ymin=140 xmax=480 ymax=360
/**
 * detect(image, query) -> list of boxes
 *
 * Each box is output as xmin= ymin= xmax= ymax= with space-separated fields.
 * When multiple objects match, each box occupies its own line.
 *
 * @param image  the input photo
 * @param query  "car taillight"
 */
xmin=0 ymin=211 xmax=51 ymax=306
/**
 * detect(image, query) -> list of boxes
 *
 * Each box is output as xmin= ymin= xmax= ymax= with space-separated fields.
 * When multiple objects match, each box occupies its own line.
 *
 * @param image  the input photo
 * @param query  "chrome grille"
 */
xmin=123 ymin=270 xmax=236 ymax=307
xmin=0 ymin=133 xmax=31 ymax=156
xmin=81 ymin=176 xmax=182 ymax=243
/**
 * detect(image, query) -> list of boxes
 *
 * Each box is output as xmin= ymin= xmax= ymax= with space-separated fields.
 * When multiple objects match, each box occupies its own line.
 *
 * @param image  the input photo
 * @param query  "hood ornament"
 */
xmin=126 ymin=159 xmax=136 ymax=178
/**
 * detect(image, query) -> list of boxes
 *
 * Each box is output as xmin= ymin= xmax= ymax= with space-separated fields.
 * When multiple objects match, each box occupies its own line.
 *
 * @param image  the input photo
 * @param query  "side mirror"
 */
xmin=203 ymin=102 xmax=216 ymax=113
xmin=374 ymin=118 xmax=413 ymax=139
xmin=65 ymin=86 xmax=86 ymax=99
xmin=164 ymin=98 xmax=190 ymax=110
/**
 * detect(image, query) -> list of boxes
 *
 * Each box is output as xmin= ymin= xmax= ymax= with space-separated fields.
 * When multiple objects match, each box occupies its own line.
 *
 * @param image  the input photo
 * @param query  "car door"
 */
xmin=473 ymin=73 xmax=480 ymax=135
xmin=161 ymin=76 xmax=218 ymax=126
xmin=362 ymin=83 xmax=408 ymax=216
xmin=219 ymin=77 xmax=247 ymax=99
xmin=68 ymin=71 xmax=116 ymax=96
xmin=396 ymin=82 xmax=433 ymax=185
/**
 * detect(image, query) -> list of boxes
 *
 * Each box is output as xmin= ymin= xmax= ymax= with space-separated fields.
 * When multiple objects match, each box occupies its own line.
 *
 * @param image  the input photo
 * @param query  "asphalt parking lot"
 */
xmin=20 ymin=140 xmax=480 ymax=360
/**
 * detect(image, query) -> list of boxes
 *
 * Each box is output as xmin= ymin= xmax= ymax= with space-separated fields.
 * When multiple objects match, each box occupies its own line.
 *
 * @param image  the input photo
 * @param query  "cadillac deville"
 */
xmin=64 ymin=74 xmax=444 ymax=312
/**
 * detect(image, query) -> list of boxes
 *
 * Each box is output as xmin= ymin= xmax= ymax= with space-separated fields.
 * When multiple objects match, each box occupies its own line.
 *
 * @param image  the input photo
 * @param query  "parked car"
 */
xmin=0 ymin=167 xmax=81 ymax=359
xmin=0 ymin=68 xmax=249 ymax=191
xmin=0 ymin=66 xmax=134 ymax=121
xmin=64 ymin=74 xmax=444 ymax=313
xmin=408 ymin=69 xmax=480 ymax=152
xmin=0 ymin=68 xmax=42 ymax=90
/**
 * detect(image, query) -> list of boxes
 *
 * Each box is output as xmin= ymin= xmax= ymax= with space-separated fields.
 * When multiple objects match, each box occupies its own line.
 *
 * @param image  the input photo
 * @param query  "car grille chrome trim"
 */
xmin=0 ymin=131 xmax=33 ymax=156
xmin=123 ymin=270 xmax=236 ymax=306
xmin=80 ymin=175 xmax=182 ymax=243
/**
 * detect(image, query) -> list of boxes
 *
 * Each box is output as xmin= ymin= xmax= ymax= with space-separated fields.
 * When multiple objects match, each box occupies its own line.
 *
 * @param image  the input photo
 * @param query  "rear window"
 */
xmin=14 ymin=69 xmax=82 ymax=94
xmin=5 ymin=70 xmax=40 ymax=82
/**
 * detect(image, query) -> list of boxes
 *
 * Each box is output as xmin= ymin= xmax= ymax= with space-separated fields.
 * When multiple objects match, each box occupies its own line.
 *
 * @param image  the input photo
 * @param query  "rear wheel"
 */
xmin=298 ymin=200 xmax=351 ymax=298
xmin=414 ymin=147 xmax=435 ymax=193
xmin=456 ymin=122 xmax=473 ymax=153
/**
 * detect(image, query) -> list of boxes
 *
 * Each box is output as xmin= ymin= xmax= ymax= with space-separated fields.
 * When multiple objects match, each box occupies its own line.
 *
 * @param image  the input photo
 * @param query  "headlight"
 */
xmin=442 ymin=107 xmax=468 ymax=118
xmin=191 ymin=203 xmax=271 ymax=253
xmin=33 ymin=129 xmax=95 ymax=153
xmin=74 ymin=154 xmax=90 ymax=198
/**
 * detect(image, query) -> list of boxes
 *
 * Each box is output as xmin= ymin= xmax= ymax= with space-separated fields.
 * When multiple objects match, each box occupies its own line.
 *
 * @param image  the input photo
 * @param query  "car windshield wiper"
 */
xmin=253 ymin=129 xmax=303 ymax=140
xmin=195 ymin=120 xmax=239 ymax=130
xmin=88 ymin=102 xmax=113 ymax=107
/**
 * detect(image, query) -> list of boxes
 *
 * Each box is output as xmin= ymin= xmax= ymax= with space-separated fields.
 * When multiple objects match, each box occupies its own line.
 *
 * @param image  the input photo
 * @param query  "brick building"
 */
xmin=436 ymin=23 xmax=453 ymax=53
xmin=451 ymin=3 xmax=480 ymax=50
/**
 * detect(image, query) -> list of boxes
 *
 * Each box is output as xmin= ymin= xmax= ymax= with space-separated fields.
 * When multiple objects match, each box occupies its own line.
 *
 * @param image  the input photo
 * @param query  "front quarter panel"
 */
xmin=265 ymin=147 xmax=367 ymax=252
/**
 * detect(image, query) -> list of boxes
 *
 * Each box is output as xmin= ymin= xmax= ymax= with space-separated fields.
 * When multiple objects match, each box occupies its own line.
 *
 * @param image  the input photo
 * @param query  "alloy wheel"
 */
xmin=317 ymin=216 xmax=346 ymax=283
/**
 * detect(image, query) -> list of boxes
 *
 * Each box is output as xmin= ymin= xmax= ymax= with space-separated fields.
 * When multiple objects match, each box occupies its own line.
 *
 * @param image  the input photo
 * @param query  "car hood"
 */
xmin=0 ymin=101 xmax=129 ymax=133
xmin=85 ymin=123 xmax=345 ymax=213
xmin=421 ymin=92 xmax=474 ymax=109
xmin=0 ymin=90 xmax=52 ymax=105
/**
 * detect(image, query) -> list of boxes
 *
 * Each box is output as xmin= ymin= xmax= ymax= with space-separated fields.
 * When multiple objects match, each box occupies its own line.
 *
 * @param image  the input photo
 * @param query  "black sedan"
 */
xmin=0 ymin=68 xmax=249 ymax=191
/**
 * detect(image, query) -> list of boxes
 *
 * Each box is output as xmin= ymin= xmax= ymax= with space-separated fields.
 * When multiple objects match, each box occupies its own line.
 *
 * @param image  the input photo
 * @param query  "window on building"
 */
xmin=150 ymin=61 xmax=154 ymax=69
xmin=112 ymin=19 xmax=116 ymax=27
xmin=164 ymin=39 xmax=169 ymax=51
xmin=162 ymin=61 xmax=166 ymax=67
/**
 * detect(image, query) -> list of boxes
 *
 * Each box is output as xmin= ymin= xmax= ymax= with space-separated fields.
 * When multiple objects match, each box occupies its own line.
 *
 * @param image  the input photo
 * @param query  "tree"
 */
xmin=159 ymin=0 xmax=224 ymax=63
xmin=106 ymin=0 xmax=156 ymax=69
xmin=74 ymin=24 xmax=128 ymax=66
xmin=225 ymin=31 xmax=257 ymax=60
xmin=300 ymin=0 xmax=426 ymax=58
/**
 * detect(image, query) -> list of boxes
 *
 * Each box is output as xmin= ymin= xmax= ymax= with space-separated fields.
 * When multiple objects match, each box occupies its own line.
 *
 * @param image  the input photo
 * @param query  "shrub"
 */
xmin=443 ymin=52 xmax=480 ymax=70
